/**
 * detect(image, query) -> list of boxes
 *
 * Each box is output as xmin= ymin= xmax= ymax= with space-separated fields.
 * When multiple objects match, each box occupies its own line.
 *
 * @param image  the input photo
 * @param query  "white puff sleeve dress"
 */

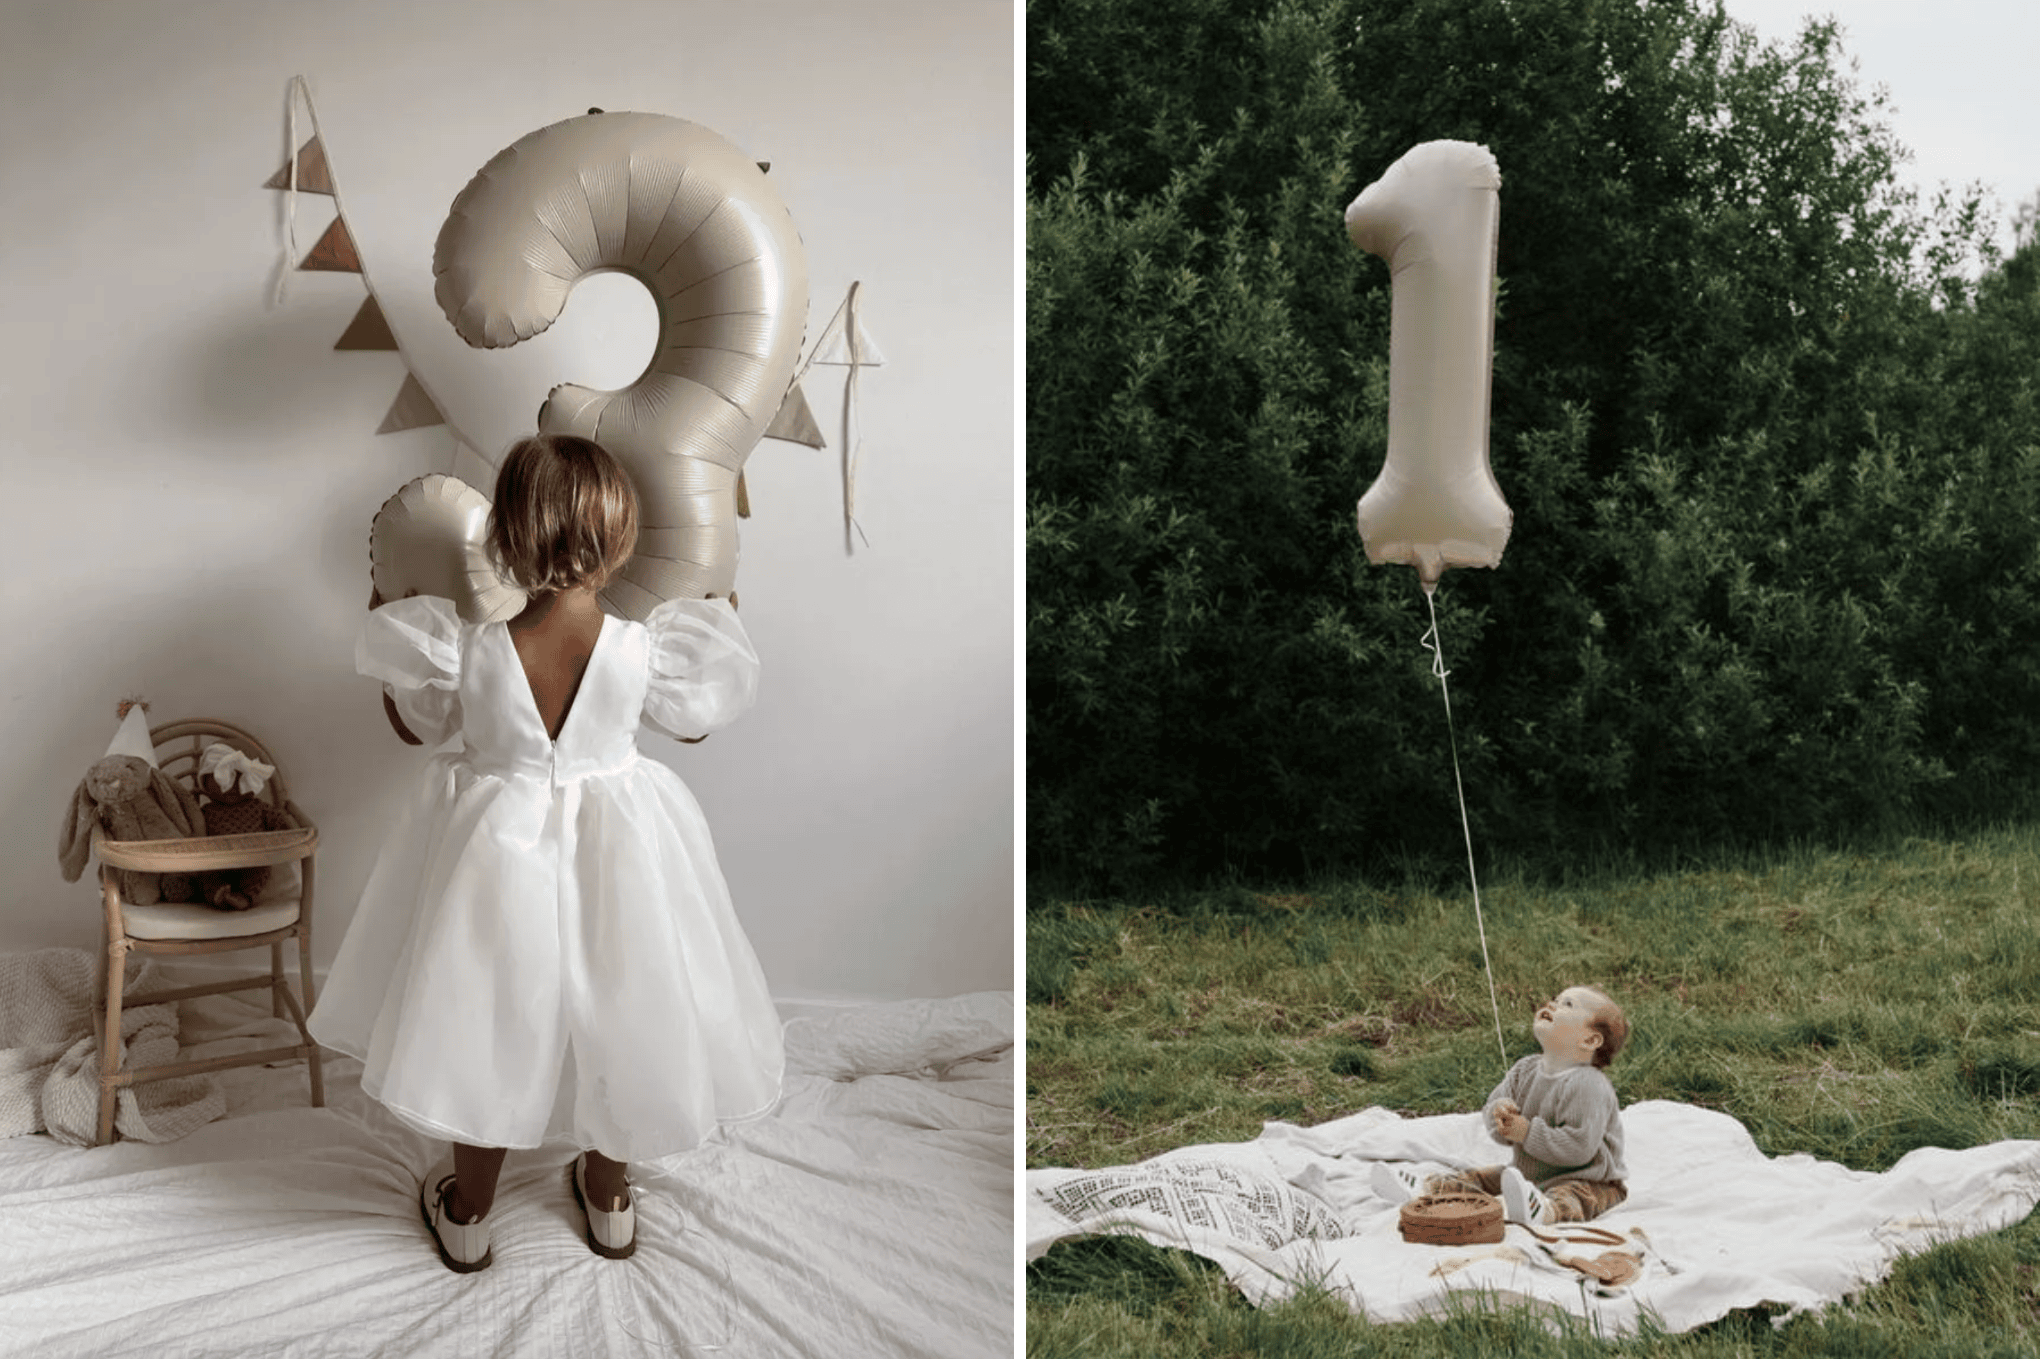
xmin=306 ymin=595 xmax=785 ymax=1162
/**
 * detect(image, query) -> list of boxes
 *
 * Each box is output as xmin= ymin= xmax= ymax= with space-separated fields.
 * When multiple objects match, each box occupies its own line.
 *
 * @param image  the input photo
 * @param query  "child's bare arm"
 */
xmin=382 ymin=688 xmax=424 ymax=745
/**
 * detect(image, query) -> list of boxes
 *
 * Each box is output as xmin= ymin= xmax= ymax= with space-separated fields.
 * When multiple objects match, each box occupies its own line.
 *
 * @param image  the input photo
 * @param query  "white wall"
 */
xmin=0 ymin=0 xmax=1013 ymax=1002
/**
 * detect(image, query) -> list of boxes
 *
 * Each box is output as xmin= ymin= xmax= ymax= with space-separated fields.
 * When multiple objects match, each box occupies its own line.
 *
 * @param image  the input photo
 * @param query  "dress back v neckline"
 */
xmin=502 ymin=614 xmax=610 ymax=748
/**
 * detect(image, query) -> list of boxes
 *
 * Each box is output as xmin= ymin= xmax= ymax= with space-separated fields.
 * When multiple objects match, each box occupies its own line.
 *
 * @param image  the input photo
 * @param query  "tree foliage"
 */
xmin=1028 ymin=0 xmax=2035 ymax=886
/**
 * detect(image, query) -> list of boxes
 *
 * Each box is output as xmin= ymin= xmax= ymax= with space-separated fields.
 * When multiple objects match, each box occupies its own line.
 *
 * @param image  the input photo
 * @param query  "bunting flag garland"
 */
xmin=376 ymin=373 xmax=444 ymax=434
xmin=297 ymin=216 xmax=362 ymax=273
xmin=267 ymin=74 xmax=466 ymax=457
xmin=333 ymin=295 xmax=398 ymax=351
xmin=450 ymin=438 xmax=499 ymax=495
xmin=265 ymin=76 xmax=881 ymax=553
xmin=263 ymin=137 xmax=334 ymax=195
xmin=763 ymin=381 xmax=825 ymax=448
xmin=793 ymin=280 xmax=886 ymax=554
xmin=810 ymin=286 xmax=888 ymax=367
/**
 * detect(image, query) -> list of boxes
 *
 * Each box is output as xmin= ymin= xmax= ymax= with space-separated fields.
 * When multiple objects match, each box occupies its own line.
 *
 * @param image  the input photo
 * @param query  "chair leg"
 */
xmin=298 ymin=930 xmax=324 ymax=1107
xmin=98 ymin=935 xmax=127 ymax=1148
xmin=271 ymin=941 xmax=285 ymax=1020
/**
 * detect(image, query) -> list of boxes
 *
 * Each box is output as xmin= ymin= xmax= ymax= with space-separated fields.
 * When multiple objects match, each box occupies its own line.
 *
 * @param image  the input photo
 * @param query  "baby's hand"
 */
xmin=1493 ymin=1106 xmax=1530 ymax=1144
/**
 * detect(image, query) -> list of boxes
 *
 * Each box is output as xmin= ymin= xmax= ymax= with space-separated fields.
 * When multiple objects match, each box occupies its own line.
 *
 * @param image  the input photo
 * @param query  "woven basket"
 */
xmin=1398 ymin=1192 xmax=1504 ymax=1246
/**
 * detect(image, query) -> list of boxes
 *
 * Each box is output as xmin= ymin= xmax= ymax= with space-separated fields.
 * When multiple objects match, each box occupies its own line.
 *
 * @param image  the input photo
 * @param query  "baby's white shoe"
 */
xmin=1371 ymin=1162 xmax=1424 ymax=1206
xmin=1500 ymin=1167 xmax=1551 ymax=1226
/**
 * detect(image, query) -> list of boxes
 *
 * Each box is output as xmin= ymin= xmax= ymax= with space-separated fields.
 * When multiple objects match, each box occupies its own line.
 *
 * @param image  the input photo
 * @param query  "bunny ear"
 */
xmin=171 ymin=774 xmax=204 ymax=830
xmin=150 ymin=768 xmax=201 ymax=837
xmin=57 ymin=781 xmax=95 ymax=882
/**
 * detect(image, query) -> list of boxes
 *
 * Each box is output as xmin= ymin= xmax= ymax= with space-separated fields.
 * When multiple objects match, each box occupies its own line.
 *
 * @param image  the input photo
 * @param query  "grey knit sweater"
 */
xmin=1482 ymin=1055 xmax=1626 ymax=1186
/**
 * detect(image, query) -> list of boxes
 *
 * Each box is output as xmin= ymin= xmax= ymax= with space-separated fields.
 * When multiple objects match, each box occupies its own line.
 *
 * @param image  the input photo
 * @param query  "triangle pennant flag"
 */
xmin=334 ymin=294 xmax=398 ymax=350
xmin=263 ymin=136 xmax=335 ymax=195
xmin=762 ymin=380 xmax=825 ymax=448
xmin=451 ymin=439 xmax=497 ymax=490
xmin=813 ymin=319 xmax=886 ymax=367
xmin=299 ymin=216 xmax=362 ymax=273
xmin=812 ymin=282 xmax=886 ymax=367
xmin=377 ymin=372 xmax=443 ymax=434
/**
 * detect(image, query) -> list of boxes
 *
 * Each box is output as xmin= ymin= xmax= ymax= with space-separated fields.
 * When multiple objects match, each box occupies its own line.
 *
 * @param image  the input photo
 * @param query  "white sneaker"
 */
xmin=1500 ymin=1167 xmax=1550 ymax=1226
xmin=1371 ymin=1162 xmax=1424 ymax=1206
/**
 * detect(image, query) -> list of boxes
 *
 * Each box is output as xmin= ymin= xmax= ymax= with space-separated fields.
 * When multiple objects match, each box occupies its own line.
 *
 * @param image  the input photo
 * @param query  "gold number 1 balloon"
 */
xmin=1345 ymin=140 xmax=1512 ymax=591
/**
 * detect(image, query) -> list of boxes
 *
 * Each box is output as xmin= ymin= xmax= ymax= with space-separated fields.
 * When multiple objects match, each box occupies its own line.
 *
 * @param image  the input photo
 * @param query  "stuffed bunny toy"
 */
xmin=190 ymin=743 xmax=296 ymax=910
xmin=57 ymin=754 xmax=205 ymax=906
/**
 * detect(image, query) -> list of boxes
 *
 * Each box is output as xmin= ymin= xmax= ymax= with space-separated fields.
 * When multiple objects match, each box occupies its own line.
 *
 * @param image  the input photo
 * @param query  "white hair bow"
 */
xmin=200 ymin=743 xmax=275 ymax=798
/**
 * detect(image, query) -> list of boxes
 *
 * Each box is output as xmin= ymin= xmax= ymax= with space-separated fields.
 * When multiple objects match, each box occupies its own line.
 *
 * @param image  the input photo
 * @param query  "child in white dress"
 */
xmin=307 ymin=434 xmax=785 ymax=1273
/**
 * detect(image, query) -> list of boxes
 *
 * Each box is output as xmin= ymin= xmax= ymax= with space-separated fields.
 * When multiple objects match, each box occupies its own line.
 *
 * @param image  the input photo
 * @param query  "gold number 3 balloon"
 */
xmin=433 ymin=110 xmax=810 ymax=618
xmin=370 ymin=474 xmax=529 ymax=623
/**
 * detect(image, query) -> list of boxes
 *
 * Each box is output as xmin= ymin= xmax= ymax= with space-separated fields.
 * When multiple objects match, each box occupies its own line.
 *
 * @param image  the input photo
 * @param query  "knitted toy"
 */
xmin=190 ymin=743 xmax=296 ymax=910
xmin=57 ymin=754 xmax=205 ymax=906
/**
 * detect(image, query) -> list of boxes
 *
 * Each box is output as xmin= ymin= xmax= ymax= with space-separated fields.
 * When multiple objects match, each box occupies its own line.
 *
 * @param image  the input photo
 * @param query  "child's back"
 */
xmin=507 ymin=592 xmax=605 ymax=740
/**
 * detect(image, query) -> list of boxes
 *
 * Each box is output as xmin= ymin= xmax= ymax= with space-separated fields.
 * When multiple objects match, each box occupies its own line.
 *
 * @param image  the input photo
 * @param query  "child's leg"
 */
xmin=1425 ymin=1165 xmax=1504 ymax=1197
xmin=448 ymin=1143 xmax=508 ymax=1224
xmin=1543 ymin=1178 xmax=1627 ymax=1224
xmin=582 ymin=1148 xmax=630 ymax=1211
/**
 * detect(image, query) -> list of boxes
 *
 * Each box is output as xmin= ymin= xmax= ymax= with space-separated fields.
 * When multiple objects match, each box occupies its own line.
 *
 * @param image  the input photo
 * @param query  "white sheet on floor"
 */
xmin=0 ymin=963 xmax=1013 ymax=1359
xmin=0 ymin=948 xmax=227 ymax=1144
xmin=1027 ymin=1100 xmax=2040 ymax=1336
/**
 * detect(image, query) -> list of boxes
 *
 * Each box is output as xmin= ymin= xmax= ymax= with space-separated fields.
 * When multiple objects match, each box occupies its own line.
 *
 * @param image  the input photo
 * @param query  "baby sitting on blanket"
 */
xmin=1375 ymin=985 xmax=1630 ymax=1226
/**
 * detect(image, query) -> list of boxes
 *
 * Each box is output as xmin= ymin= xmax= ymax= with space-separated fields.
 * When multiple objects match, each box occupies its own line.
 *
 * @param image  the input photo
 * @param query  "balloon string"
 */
xmin=1420 ymin=584 xmax=1509 ymax=1072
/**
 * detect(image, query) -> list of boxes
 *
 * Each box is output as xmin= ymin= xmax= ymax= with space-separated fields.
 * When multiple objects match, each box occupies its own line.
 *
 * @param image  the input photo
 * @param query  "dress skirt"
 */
xmin=307 ymin=595 xmax=785 ymax=1162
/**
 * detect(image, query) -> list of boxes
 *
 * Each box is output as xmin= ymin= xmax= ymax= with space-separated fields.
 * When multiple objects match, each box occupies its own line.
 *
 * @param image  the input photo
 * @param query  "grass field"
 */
xmin=1025 ymin=825 xmax=2040 ymax=1355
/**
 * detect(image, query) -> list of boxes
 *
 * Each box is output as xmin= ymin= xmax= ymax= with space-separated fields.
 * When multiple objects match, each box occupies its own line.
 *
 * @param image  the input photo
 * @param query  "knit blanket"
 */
xmin=1027 ymin=1101 xmax=2040 ymax=1336
xmin=0 ymin=947 xmax=224 ymax=1144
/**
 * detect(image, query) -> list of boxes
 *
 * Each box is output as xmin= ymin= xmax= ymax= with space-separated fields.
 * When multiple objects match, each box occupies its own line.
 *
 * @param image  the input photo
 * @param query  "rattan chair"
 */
xmin=89 ymin=719 xmax=323 ymax=1146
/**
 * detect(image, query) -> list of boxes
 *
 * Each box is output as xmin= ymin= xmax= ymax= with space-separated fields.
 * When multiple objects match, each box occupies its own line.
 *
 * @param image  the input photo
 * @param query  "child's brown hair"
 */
xmin=1585 ymin=988 xmax=1628 ymax=1069
xmin=485 ymin=434 xmax=639 ymax=594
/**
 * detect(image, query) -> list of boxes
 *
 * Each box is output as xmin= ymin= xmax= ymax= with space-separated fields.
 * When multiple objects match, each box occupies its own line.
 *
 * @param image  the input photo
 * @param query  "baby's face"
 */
xmin=1531 ymin=986 xmax=1603 ymax=1058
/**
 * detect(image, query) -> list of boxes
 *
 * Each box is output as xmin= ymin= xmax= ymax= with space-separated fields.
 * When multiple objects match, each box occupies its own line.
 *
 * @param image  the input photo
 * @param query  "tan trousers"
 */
xmin=1425 ymin=1166 xmax=1627 ymax=1224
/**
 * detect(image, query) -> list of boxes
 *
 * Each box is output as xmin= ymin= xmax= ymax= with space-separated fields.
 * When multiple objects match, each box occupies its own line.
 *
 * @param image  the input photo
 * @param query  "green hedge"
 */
xmin=1028 ymin=0 xmax=2040 ymax=886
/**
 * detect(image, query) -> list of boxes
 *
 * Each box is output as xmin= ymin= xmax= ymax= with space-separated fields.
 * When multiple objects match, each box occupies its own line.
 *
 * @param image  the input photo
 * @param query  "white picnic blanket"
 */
xmin=0 ymin=948 xmax=294 ymax=1145
xmin=1027 ymin=1101 xmax=2040 ymax=1335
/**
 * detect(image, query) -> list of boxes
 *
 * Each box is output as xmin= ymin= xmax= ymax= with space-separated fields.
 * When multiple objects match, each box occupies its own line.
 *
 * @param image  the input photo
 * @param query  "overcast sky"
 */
xmin=1721 ymin=0 xmax=2037 ymax=262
